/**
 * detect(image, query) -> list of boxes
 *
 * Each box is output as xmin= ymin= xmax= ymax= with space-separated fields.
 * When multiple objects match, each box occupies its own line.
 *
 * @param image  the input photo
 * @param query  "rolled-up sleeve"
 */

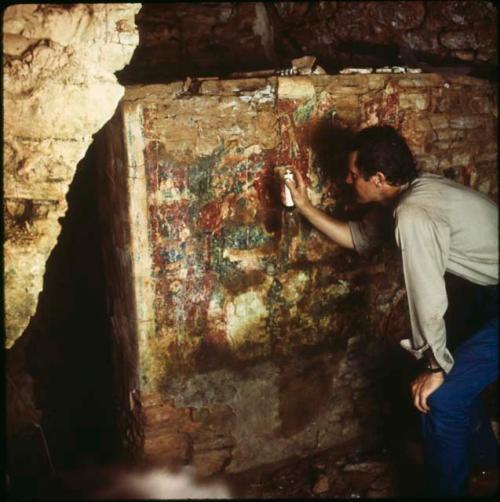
xmin=395 ymin=204 xmax=454 ymax=373
xmin=349 ymin=220 xmax=372 ymax=254
xmin=348 ymin=205 xmax=388 ymax=254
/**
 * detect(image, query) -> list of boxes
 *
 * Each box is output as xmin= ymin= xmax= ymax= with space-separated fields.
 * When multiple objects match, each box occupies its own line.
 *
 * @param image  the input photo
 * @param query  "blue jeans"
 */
xmin=421 ymin=282 xmax=498 ymax=497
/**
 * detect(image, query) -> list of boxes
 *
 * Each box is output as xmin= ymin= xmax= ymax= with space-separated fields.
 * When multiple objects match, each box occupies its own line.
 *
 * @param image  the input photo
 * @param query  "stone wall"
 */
xmin=119 ymin=1 xmax=497 ymax=83
xmin=93 ymin=112 xmax=145 ymax=458
xmin=103 ymin=73 xmax=496 ymax=473
xmin=3 ymin=3 xmax=141 ymax=348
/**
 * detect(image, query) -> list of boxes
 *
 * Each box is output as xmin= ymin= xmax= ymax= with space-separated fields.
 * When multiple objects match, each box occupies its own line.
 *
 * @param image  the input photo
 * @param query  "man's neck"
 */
xmin=379 ymin=183 xmax=407 ymax=206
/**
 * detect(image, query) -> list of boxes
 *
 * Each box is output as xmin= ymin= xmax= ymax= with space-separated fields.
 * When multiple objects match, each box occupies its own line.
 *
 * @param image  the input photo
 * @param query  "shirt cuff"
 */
xmin=400 ymin=338 xmax=454 ymax=373
xmin=399 ymin=338 xmax=429 ymax=359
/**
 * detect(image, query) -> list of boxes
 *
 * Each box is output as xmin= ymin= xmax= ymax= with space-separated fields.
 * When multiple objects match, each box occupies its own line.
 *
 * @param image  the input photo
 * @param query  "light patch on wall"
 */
xmin=305 ymin=166 xmax=324 ymax=207
xmin=243 ymin=144 xmax=262 ymax=156
xmin=280 ymin=270 xmax=310 ymax=303
xmin=239 ymin=84 xmax=276 ymax=105
xmin=325 ymin=280 xmax=350 ymax=298
xmin=154 ymin=177 xmax=188 ymax=204
xmin=278 ymin=77 xmax=316 ymax=100
xmin=226 ymin=290 xmax=269 ymax=348
xmin=223 ymin=248 xmax=269 ymax=270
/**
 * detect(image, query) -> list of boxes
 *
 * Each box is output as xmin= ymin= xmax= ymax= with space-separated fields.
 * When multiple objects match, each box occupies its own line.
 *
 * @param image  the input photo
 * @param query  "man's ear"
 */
xmin=372 ymin=172 xmax=387 ymax=187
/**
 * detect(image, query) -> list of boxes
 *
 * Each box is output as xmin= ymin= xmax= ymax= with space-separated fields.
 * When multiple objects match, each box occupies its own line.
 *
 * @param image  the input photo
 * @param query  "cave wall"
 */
xmin=101 ymin=73 xmax=496 ymax=473
xmin=3 ymin=3 xmax=141 ymax=349
xmin=119 ymin=1 xmax=497 ymax=83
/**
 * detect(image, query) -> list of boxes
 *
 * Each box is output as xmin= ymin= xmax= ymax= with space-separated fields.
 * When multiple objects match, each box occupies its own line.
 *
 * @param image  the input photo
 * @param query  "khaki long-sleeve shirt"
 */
xmin=349 ymin=174 xmax=498 ymax=373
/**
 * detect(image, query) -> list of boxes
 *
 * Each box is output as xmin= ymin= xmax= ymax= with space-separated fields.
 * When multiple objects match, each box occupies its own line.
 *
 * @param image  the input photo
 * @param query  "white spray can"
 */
xmin=283 ymin=168 xmax=295 ymax=209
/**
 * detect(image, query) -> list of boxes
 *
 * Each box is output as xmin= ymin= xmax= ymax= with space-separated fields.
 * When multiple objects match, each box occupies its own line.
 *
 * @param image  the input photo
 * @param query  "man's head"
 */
xmin=346 ymin=125 xmax=418 ymax=204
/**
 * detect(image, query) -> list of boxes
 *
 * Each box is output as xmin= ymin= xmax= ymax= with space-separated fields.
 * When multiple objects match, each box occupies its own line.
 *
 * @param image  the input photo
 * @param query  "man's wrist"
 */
xmin=425 ymin=366 xmax=445 ymax=374
xmin=422 ymin=348 xmax=444 ymax=373
xmin=297 ymin=201 xmax=315 ymax=218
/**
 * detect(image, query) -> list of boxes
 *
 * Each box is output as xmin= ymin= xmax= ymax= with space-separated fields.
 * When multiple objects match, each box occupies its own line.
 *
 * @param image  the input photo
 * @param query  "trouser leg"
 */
xmin=421 ymin=395 xmax=469 ymax=496
xmin=469 ymin=395 xmax=499 ymax=471
xmin=420 ymin=318 xmax=498 ymax=497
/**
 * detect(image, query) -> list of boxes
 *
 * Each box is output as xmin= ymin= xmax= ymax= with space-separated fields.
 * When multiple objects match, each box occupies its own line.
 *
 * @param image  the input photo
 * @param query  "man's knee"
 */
xmin=427 ymin=383 xmax=466 ymax=417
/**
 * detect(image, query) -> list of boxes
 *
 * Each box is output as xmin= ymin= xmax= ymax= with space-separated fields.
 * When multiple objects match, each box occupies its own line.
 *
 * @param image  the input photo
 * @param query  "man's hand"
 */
xmin=282 ymin=167 xmax=355 ymax=249
xmin=410 ymin=370 xmax=445 ymax=413
xmin=284 ymin=168 xmax=313 ymax=214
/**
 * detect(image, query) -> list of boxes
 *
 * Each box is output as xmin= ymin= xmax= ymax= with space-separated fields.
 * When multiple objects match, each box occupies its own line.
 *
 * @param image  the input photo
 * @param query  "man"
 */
xmin=285 ymin=125 xmax=498 ymax=496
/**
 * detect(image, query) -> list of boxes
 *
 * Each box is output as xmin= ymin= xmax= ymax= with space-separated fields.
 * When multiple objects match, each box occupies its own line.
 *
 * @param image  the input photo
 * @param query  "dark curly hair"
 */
xmin=348 ymin=125 xmax=419 ymax=185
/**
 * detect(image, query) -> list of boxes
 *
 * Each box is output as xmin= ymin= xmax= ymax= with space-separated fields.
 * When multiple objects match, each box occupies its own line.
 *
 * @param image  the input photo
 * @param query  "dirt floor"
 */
xmin=227 ymin=446 xmax=400 ymax=499
xmin=226 ymin=443 xmax=498 ymax=499
xmin=6 ymin=439 xmax=498 ymax=499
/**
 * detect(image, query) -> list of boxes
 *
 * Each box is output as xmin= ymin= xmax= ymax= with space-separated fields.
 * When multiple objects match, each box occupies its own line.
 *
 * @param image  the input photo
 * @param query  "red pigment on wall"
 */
xmin=184 ymin=270 xmax=216 ymax=333
xmin=203 ymin=328 xmax=230 ymax=349
xmin=165 ymin=165 xmax=188 ymax=192
xmin=199 ymin=200 xmax=223 ymax=234
xmin=276 ymin=100 xmax=312 ymax=184
xmin=252 ymin=169 xmax=282 ymax=235
xmin=379 ymin=92 xmax=400 ymax=127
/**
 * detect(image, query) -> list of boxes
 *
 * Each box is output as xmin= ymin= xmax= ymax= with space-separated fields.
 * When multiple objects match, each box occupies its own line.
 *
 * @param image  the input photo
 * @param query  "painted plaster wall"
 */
xmin=108 ymin=73 xmax=496 ymax=473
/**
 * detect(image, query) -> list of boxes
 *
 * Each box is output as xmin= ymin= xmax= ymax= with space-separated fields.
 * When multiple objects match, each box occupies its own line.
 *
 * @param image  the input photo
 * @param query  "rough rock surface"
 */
xmin=119 ymin=1 xmax=497 ymax=83
xmin=3 ymin=3 xmax=141 ymax=348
